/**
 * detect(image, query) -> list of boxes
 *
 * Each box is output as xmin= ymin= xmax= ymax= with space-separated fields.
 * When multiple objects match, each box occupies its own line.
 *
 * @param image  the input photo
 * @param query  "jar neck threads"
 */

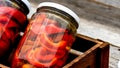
xmin=0 ymin=0 xmax=29 ymax=15
xmin=10 ymin=0 xmax=29 ymax=15
xmin=37 ymin=7 xmax=79 ymax=29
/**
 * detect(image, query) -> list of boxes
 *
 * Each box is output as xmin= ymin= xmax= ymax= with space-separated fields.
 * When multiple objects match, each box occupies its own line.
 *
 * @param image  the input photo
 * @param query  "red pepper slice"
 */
xmin=0 ymin=15 xmax=9 ymax=25
xmin=0 ymin=7 xmax=26 ymax=25
xmin=62 ymin=32 xmax=75 ymax=47
xmin=26 ymin=48 xmax=57 ymax=67
xmin=34 ymin=46 xmax=65 ymax=62
xmin=0 ymin=15 xmax=19 ymax=31
xmin=18 ymin=43 xmax=33 ymax=58
xmin=31 ymin=13 xmax=46 ymax=25
xmin=5 ymin=20 xmax=19 ymax=29
xmin=48 ymin=33 xmax=64 ymax=43
xmin=38 ymin=33 xmax=67 ymax=61
xmin=45 ymin=24 xmax=65 ymax=34
xmin=56 ymin=54 xmax=68 ymax=67
xmin=0 ymin=13 xmax=19 ymax=43
xmin=0 ymin=24 xmax=4 ymax=36
xmin=39 ymin=33 xmax=67 ymax=51
xmin=34 ymin=47 xmax=54 ymax=61
xmin=26 ymin=49 xmax=43 ymax=67
xmin=0 ymin=29 xmax=14 ymax=44
xmin=0 ymin=40 xmax=9 ymax=56
xmin=31 ymin=13 xmax=46 ymax=34
xmin=55 ymin=48 xmax=66 ymax=59
xmin=30 ymin=13 xmax=65 ymax=34
xmin=31 ymin=45 xmax=66 ymax=64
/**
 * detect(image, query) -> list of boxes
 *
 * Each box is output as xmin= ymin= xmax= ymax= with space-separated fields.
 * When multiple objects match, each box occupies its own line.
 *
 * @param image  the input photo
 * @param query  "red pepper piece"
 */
xmin=31 ymin=13 xmax=46 ymax=25
xmin=26 ymin=48 xmax=57 ymax=67
xmin=0 ymin=15 xmax=9 ymax=25
xmin=37 ymin=48 xmax=65 ymax=61
xmin=62 ymin=32 xmax=75 ymax=47
xmin=0 ymin=30 xmax=13 ymax=44
xmin=45 ymin=24 xmax=65 ymax=34
xmin=0 ymin=13 xmax=19 ymax=32
xmin=0 ymin=24 xmax=4 ymax=35
xmin=34 ymin=47 xmax=54 ymax=61
xmin=56 ymin=54 xmax=68 ymax=67
xmin=39 ymin=33 xmax=67 ymax=51
xmin=31 ymin=13 xmax=46 ymax=34
xmin=55 ymin=48 xmax=66 ymax=59
xmin=0 ymin=7 xmax=26 ymax=25
xmin=0 ymin=29 xmax=18 ymax=56
xmin=12 ymin=49 xmax=22 ymax=68
xmin=4 ymin=29 xmax=19 ymax=42
xmin=48 ymin=32 xmax=64 ymax=43
xmin=5 ymin=20 xmax=18 ymax=29
xmin=18 ymin=43 xmax=33 ymax=58
xmin=26 ymin=50 xmax=43 ymax=67
xmin=0 ymin=40 xmax=9 ymax=56
xmin=0 ymin=15 xmax=19 ymax=32
xmin=33 ymin=46 xmax=66 ymax=63
xmin=0 ymin=13 xmax=20 ymax=43
xmin=38 ymin=33 xmax=67 ymax=61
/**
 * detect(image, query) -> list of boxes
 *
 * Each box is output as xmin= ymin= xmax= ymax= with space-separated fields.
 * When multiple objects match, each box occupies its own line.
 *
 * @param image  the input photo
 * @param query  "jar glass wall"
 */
xmin=12 ymin=2 xmax=79 ymax=68
xmin=0 ymin=0 xmax=30 ymax=62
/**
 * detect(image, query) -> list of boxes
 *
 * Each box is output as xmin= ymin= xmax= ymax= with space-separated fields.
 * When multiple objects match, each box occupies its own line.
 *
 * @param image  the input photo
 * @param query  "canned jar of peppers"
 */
xmin=12 ymin=2 xmax=80 ymax=68
xmin=0 ymin=0 xmax=30 ymax=59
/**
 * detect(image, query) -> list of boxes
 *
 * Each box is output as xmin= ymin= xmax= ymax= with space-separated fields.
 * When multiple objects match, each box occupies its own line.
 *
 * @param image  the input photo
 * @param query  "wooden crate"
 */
xmin=0 ymin=34 xmax=109 ymax=68
xmin=63 ymin=34 xmax=110 ymax=68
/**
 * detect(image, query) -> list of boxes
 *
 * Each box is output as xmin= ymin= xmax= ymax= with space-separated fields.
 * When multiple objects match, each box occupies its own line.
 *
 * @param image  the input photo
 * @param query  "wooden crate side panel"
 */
xmin=96 ymin=42 xmax=110 ymax=68
xmin=63 ymin=34 xmax=104 ymax=68
xmin=76 ymin=34 xmax=100 ymax=43
xmin=69 ymin=49 xmax=98 ymax=68
xmin=63 ymin=42 xmax=103 ymax=68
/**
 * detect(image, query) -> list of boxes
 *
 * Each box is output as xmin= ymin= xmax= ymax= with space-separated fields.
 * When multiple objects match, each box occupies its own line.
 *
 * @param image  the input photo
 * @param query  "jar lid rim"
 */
xmin=38 ymin=2 xmax=80 ymax=24
xmin=21 ymin=0 xmax=31 ymax=11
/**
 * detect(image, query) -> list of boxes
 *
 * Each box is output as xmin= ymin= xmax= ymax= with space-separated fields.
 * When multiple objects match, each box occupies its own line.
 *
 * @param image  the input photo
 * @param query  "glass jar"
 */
xmin=0 ymin=0 xmax=30 ymax=59
xmin=12 ymin=2 xmax=80 ymax=68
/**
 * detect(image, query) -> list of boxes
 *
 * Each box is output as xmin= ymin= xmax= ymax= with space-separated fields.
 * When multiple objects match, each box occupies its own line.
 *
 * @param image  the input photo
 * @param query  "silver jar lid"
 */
xmin=38 ymin=2 xmax=80 ymax=24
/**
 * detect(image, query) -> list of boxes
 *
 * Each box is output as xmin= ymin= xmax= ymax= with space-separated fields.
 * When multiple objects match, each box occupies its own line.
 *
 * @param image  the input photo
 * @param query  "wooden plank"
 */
xmin=63 ymin=47 xmax=98 ymax=68
xmin=96 ymin=40 xmax=110 ymax=68
xmin=63 ymin=34 xmax=109 ymax=68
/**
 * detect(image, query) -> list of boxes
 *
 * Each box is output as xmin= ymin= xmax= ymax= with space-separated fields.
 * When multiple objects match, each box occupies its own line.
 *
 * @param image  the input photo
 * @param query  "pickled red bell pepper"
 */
xmin=62 ymin=32 xmax=75 ymax=47
xmin=25 ymin=33 xmax=68 ymax=67
xmin=0 ymin=39 xmax=9 ymax=56
xmin=39 ymin=33 xmax=67 ymax=51
xmin=34 ymin=47 xmax=55 ymax=61
xmin=0 ymin=15 xmax=9 ymax=25
xmin=0 ymin=24 xmax=4 ymax=36
xmin=15 ymin=13 xmax=75 ymax=67
xmin=31 ymin=14 xmax=46 ymax=34
xmin=0 ymin=6 xmax=27 ymax=57
xmin=24 ymin=33 xmax=68 ymax=67
xmin=32 ymin=13 xmax=57 ymax=25
xmin=45 ymin=24 xmax=65 ymax=34
xmin=0 ymin=7 xmax=26 ymax=24
xmin=55 ymin=53 xmax=68 ymax=67
xmin=0 ymin=16 xmax=18 ymax=42
xmin=26 ymin=48 xmax=57 ymax=67
xmin=31 ymin=14 xmax=64 ymax=34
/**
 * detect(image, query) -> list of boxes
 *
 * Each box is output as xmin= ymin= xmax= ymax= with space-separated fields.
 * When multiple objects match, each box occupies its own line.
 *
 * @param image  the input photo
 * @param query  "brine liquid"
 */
xmin=0 ymin=6 xmax=27 ymax=57
xmin=12 ymin=13 xmax=75 ymax=68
